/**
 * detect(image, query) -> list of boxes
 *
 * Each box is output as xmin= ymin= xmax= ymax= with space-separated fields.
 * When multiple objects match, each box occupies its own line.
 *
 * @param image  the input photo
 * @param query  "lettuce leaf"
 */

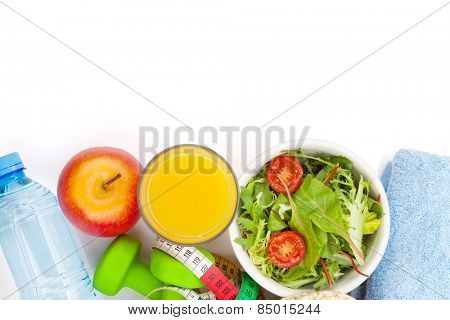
xmin=288 ymin=197 xmax=322 ymax=271
xmin=247 ymin=220 xmax=274 ymax=277
xmin=268 ymin=211 xmax=288 ymax=232
xmin=331 ymin=171 xmax=382 ymax=264
xmin=294 ymin=175 xmax=365 ymax=265
xmin=363 ymin=212 xmax=382 ymax=235
xmin=254 ymin=179 xmax=276 ymax=208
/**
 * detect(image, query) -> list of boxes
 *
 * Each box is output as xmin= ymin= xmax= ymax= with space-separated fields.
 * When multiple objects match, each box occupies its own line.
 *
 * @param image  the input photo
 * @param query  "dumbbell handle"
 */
xmin=124 ymin=258 xmax=162 ymax=297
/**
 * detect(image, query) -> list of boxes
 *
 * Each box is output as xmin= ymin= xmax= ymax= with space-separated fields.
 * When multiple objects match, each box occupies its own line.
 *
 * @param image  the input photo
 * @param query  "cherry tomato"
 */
xmin=266 ymin=155 xmax=303 ymax=194
xmin=267 ymin=231 xmax=306 ymax=268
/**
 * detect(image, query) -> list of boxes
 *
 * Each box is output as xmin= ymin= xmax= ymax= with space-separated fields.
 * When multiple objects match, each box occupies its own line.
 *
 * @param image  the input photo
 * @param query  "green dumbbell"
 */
xmin=150 ymin=246 xmax=215 ymax=289
xmin=160 ymin=289 xmax=186 ymax=300
xmin=94 ymin=235 xmax=162 ymax=299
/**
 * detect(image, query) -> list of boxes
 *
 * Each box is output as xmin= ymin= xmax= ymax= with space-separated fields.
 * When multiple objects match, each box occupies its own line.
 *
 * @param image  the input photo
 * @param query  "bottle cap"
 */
xmin=0 ymin=152 xmax=25 ymax=177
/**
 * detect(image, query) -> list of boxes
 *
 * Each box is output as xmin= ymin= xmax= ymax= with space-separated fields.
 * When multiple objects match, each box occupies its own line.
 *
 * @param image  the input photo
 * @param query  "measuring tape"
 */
xmin=212 ymin=254 xmax=260 ymax=300
xmin=213 ymin=253 xmax=240 ymax=281
xmin=153 ymin=236 xmax=239 ymax=300
xmin=153 ymin=236 xmax=259 ymax=300
xmin=235 ymin=272 xmax=260 ymax=300
xmin=146 ymin=286 xmax=216 ymax=300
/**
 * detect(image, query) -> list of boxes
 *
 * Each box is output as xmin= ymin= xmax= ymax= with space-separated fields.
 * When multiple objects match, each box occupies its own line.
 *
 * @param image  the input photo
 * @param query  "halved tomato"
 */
xmin=267 ymin=231 xmax=306 ymax=268
xmin=266 ymin=155 xmax=303 ymax=194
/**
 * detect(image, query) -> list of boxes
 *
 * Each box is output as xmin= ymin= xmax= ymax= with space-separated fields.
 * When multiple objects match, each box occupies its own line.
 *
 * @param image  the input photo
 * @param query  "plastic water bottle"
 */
xmin=0 ymin=153 xmax=96 ymax=299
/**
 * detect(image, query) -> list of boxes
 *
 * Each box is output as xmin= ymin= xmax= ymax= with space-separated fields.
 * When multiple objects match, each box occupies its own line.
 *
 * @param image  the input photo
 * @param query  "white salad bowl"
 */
xmin=229 ymin=139 xmax=390 ymax=297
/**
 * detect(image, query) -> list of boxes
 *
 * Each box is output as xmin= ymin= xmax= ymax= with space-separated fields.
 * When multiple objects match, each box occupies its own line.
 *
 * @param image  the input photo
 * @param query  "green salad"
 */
xmin=235 ymin=149 xmax=383 ymax=289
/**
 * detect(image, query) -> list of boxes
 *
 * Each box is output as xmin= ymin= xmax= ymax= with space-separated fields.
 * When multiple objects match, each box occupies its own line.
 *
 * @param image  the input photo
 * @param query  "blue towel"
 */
xmin=364 ymin=149 xmax=450 ymax=300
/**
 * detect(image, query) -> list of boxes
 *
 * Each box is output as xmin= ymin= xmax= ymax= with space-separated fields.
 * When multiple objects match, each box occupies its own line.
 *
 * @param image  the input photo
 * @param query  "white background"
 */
xmin=0 ymin=0 xmax=449 ymax=300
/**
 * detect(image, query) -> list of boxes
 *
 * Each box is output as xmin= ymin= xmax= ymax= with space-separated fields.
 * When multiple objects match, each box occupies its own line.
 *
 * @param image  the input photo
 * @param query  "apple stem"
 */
xmin=103 ymin=173 xmax=122 ymax=190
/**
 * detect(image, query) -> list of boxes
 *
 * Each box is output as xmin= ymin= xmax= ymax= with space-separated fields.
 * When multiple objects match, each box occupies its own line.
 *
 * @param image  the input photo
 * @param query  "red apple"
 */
xmin=58 ymin=147 xmax=142 ymax=237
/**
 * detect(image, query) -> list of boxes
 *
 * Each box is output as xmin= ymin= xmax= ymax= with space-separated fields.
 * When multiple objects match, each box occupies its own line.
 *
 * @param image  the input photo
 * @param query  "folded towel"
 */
xmin=364 ymin=149 xmax=450 ymax=300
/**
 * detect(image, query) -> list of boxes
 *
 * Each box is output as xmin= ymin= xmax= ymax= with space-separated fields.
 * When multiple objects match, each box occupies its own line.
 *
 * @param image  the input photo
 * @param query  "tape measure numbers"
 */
xmin=213 ymin=254 xmax=240 ymax=281
xmin=236 ymin=272 xmax=259 ymax=300
xmin=154 ymin=236 xmax=240 ymax=300
xmin=212 ymin=254 xmax=260 ymax=300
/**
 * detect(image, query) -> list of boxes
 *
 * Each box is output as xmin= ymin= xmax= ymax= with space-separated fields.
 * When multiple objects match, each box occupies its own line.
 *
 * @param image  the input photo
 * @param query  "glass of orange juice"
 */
xmin=138 ymin=145 xmax=238 ymax=245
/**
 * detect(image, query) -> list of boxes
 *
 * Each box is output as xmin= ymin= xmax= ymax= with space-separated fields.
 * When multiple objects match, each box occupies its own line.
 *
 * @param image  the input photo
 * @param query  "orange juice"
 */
xmin=138 ymin=145 xmax=238 ymax=244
